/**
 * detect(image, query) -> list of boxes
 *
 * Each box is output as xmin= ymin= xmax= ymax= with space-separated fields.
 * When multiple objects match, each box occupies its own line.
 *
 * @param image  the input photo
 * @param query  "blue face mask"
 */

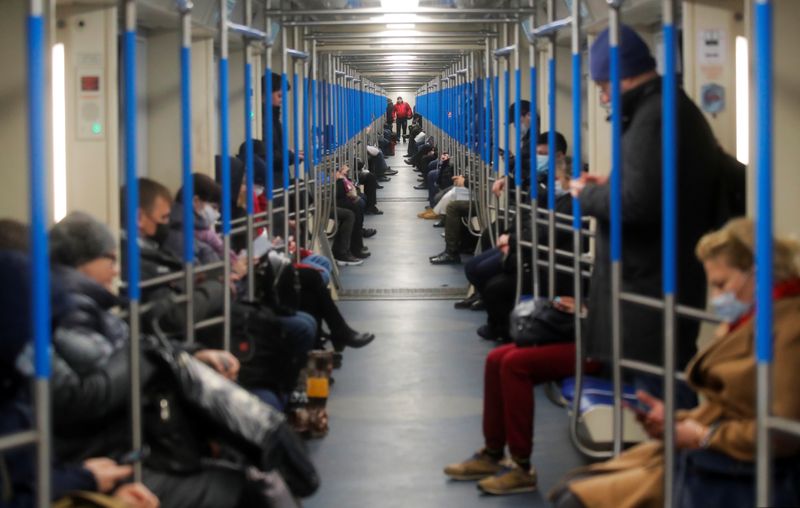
xmin=536 ymin=154 xmax=549 ymax=176
xmin=711 ymin=291 xmax=752 ymax=323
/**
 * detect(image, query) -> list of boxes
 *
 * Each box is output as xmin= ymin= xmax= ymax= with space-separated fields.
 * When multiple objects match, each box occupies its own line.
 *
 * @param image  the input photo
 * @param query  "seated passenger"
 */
xmin=442 ymin=286 xmax=589 ymax=496
xmin=0 ymin=248 xmax=159 ymax=508
xmin=551 ymin=218 xmax=800 ymax=508
xmin=44 ymin=212 xmax=305 ymax=507
xmin=477 ymin=155 xmax=580 ymax=342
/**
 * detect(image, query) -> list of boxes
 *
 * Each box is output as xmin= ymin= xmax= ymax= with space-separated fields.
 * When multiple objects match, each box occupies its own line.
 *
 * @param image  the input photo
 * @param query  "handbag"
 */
xmin=146 ymin=325 xmax=319 ymax=498
xmin=509 ymin=298 xmax=576 ymax=347
xmin=254 ymin=251 xmax=300 ymax=315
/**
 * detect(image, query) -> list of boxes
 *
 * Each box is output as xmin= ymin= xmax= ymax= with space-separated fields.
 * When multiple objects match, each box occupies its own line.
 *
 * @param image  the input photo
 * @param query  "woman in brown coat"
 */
xmin=550 ymin=218 xmax=800 ymax=508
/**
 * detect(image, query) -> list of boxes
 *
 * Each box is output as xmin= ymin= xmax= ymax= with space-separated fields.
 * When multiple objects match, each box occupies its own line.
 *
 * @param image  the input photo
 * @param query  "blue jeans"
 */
xmin=277 ymin=310 xmax=317 ymax=355
xmin=427 ymin=169 xmax=440 ymax=206
xmin=301 ymin=253 xmax=332 ymax=286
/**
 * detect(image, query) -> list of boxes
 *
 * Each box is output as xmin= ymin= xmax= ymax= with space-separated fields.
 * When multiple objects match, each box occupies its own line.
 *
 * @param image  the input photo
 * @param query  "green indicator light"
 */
xmin=92 ymin=122 xmax=102 ymax=134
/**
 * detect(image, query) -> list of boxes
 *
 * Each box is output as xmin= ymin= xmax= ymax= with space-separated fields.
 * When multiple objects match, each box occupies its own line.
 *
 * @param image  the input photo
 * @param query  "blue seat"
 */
xmin=561 ymin=375 xmax=639 ymax=414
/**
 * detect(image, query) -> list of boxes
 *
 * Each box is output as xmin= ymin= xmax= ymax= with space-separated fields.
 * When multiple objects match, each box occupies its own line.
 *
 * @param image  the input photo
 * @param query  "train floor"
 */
xmin=305 ymin=147 xmax=586 ymax=508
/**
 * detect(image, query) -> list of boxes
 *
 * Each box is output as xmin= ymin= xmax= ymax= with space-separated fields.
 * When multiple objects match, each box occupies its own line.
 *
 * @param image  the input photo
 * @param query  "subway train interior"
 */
xmin=2 ymin=0 xmax=800 ymax=507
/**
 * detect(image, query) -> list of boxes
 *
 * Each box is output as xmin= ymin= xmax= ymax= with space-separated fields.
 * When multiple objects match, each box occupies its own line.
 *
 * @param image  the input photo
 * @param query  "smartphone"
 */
xmin=118 ymin=446 xmax=150 ymax=465
xmin=623 ymin=399 xmax=651 ymax=416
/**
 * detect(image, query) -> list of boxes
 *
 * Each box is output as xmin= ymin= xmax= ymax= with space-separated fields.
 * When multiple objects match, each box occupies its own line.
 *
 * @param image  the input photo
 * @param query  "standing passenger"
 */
xmin=393 ymin=96 xmax=412 ymax=143
xmin=571 ymin=25 xmax=722 ymax=396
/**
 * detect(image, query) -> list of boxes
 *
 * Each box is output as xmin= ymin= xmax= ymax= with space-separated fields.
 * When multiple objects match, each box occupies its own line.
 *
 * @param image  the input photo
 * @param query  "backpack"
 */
xmin=230 ymin=301 xmax=303 ymax=396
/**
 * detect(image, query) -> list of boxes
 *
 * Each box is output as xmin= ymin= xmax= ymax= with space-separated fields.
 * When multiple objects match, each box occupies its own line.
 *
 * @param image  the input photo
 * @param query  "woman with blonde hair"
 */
xmin=551 ymin=218 xmax=800 ymax=508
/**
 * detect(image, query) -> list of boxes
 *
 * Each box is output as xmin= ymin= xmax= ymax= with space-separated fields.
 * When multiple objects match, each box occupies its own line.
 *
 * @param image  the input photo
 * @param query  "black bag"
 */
xmin=232 ymin=301 xmax=305 ymax=396
xmin=254 ymin=251 xmax=300 ymax=315
xmin=509 ymin=299 xmax=576 ymax=347
xmin=149 ymin=343 xmax=319 ymax=497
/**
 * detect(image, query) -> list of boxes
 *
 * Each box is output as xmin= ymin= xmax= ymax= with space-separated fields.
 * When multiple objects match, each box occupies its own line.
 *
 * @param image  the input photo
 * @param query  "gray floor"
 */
xmin=305 ymin=148 xmax=585 ymax=508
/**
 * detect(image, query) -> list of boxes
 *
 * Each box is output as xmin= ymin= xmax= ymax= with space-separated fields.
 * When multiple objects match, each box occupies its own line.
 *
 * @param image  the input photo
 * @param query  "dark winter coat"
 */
xmin=121 ymin=234 xmax=225 ymax=337
xmin=505 ymin=186 xmax=584 ymax=298
xmin=47 ymin=267 xmax=138 ymax=460
xmin=580 ymin=78 xmax=721 ymax=369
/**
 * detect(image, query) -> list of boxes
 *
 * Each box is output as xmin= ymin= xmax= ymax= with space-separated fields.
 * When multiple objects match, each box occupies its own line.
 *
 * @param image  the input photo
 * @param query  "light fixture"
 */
xmin=380 ymin=0 xmax=419 ymax=10
xmin=735 ymin=36 xmax=749 ymax=165
xmin=385 ymin=54 xmax=418 ymax=61
xmin=387 ymin=23 xmax=415 ymax=29
xmin=52 ymin=43 xmax=67 ymax=223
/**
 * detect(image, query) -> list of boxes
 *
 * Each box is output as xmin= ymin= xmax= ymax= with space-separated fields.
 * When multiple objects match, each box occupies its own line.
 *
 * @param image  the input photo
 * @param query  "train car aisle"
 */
xmin=305 ymin=149 xmax=586 ymax=507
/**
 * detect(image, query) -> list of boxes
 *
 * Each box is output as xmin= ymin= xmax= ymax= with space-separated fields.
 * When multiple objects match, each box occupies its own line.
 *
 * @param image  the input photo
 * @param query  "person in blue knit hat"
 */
xmin=553 ymin=23 xmax=729 ymax=508
xmin=571 ymin=24 xmax=722 ymax=378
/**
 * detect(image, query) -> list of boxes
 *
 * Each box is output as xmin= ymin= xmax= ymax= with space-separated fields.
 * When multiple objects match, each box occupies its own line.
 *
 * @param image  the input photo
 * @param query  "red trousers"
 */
xmin=482 ymin=342 xmax=576 ymax=460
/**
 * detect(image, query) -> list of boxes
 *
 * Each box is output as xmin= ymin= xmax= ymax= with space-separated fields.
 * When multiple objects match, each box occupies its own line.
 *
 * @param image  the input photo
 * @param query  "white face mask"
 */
xmin=254 ymin=185 xmax=265 ymax=197
xmin=202 ymin=204 xmax=220 ymax=226
xmin=554 ymin=180 xmax=569 ymax=198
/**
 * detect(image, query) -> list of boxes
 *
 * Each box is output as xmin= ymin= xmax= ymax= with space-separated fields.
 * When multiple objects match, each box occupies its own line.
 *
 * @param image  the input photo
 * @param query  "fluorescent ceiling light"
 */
xmin=735 ymin=36 xmax=749 ymax=165
xmin=386 ymin=54 xmax=418 ymax=61
xmin=52 ymin=43 xmax=67 ymax=223
xmin=375 ymin=29 xmax=421 ymax=38
xmin=387 ymin=23 xmax=415 ymax=29
xmin=380 ymin=0 xmax=419 ymax=9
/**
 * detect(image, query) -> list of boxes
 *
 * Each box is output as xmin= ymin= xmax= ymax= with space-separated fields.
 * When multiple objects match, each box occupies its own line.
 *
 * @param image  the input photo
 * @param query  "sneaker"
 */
xmin=335 ymin=254 xmax=364 ymax=266
xmin=444 ymin=449 xmax=503 ymax=481
xmin=477 ymin=463 xmax=538 ymax=495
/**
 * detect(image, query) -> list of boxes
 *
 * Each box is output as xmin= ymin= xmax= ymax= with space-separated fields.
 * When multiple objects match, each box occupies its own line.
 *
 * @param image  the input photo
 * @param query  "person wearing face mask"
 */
xmin=569 ymin=26 xmax=722 ymax=396
xmin=475 ymin=149 xmax=584 ymax=342
xmin=163 ymin=173 xmax=224 ymax=266
xmin=550 ymin=218 xmax=800 ymax=508
xmin=120 ymin=178 xmax=226 ymax=337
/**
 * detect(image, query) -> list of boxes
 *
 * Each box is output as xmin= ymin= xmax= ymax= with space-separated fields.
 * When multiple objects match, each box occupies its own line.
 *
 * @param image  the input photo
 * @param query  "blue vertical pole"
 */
xmin=180 ymin=26 xmax=193 ymax=261
xmin=661 ymin=3 xmax=678 ymax=504
xmin=504 ymin=68 xmax=510 ymax=178
xmin=282 ymin=72 xmax=289 ymax=197
xmin=754 ymin=1 xmax=774 ymax=506
xmin=244 ymin=62 xmax=254 ymax=216
xmin=514 ymin=67 xmax=521 ymax=183
xmin=27 ymin=0 xmax=51 ymax=503
xmin=609 ymin=7 xmax=624 ymax=458
xmin=547 ymin=55 xmax=556 ymax=210
xmin=265 ymin=67 xmax=274 ymax=201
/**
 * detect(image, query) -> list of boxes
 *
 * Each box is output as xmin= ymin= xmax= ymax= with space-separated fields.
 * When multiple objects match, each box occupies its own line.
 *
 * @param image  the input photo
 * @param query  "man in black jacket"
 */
xmin=121 ymin=178 xmax=226 ymax=337
xmin=573 ymin=25 xmax=722 ymax=383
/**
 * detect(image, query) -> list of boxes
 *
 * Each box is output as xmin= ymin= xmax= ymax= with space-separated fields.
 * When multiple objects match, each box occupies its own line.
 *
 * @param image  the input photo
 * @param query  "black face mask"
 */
xmin=150 ymin=222 xmax=170 ymax=246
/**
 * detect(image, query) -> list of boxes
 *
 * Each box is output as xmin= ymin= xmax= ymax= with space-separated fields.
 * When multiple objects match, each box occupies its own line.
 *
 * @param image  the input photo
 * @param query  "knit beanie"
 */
xmin=590 ymin=24 xmax=657 ymax=82
xmin=50 ymin=211 xmax=116 ymax=268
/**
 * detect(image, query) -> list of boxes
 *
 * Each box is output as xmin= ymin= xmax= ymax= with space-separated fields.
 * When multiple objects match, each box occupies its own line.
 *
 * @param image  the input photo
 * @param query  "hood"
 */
xmin=53 ymin=264 xmax=120 ymax=311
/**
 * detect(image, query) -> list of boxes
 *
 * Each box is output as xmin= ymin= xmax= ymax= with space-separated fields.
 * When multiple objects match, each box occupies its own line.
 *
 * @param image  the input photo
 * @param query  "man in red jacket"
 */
xmin=393 ymin=96 xmax=412 ymax=143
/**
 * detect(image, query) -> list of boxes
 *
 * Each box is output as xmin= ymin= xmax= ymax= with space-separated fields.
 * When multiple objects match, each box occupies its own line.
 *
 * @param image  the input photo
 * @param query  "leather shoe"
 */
xmin=385 ymin=169 xmax=398 ymax=175
xmin=477 ymin=324 xmax=497 ymax=340
xmin=378 ymin=176 xmax=391 ymax=182
xmin=342 ymin=331 xmax=375 ymax=349
xmin=429 ymin=251 xmax=460 ymax=264
xmin=365 ymin=206 xmax=384 ymax=215
xmin=376 ymin=184 xmax=385 ymax=189
xmin=454 ymin=293 xmax=480 ymax=309
xmin=404 ymin=159 xmax=413 ymax=165
xmin=332 ymin=330 xmax=376 ymax=351
xmin=432 ymin=219 xmax=445 ymax=228
xmin=413 ymin=184 xmax=427 ymax=190
xmin=362 ymin=228 xmax=377 ymax=238
xmin=469 ymin=298 xmax=486 ymax=311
